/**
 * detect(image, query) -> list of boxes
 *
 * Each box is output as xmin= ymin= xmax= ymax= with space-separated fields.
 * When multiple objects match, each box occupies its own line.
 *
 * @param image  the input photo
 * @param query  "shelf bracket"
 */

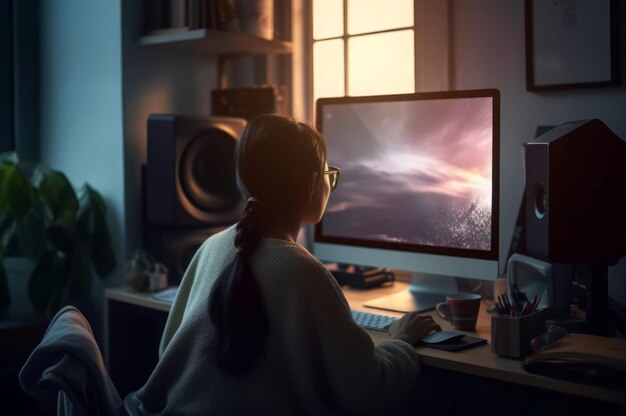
xmin=217 ymin=55 xmax=234 ymax=89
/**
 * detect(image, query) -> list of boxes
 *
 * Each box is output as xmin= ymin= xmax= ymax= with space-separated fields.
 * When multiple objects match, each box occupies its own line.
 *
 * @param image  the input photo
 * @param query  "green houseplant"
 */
xmin=0 ymin=152 xmax=116 ymax=318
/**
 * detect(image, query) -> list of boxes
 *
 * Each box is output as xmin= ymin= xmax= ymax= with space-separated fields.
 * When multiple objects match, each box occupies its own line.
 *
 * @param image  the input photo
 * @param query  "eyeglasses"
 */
xmin=323 ymin=166 xmax=341 ymax=191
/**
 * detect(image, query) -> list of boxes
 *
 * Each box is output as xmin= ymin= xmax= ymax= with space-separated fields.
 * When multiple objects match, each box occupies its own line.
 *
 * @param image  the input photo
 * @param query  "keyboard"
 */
xmin=351 ymin=310 xmax=399 ymax=331
xmin=153 ymin=289 xmax=398 ymax=331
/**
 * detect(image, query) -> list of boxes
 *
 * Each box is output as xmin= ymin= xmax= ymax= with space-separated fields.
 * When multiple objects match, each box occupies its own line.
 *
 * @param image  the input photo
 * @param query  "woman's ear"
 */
xmin=307 ymin=172 xmax=319 ymax=202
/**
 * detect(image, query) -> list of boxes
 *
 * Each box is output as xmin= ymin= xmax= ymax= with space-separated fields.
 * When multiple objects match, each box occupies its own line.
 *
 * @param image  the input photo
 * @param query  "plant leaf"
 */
xmin=0 ymin=209 xmax=16 ymax=257
xmin=46 ymin=220 xmax=79 ymax=255
xmin=128 ymin=249 xmax=154 ymax=271
xmin=77 ymin=184 xmax=116 ymax=278
xmin=31 ymin=165 xmax=79 ymax=222
xmin=0 ymin=151 xmax=19 ymax=165
xmin=0 ymin=164 xmax=36 ymax=221
xmin=16 ymin=198 xmax=49 ymax=261
xmin=0 ymin=263 xmax=10 ymax=318
xmin=66 ymin=255 xmax=93 ymax=298
xmin=0 ymin=165 xmax=14 ymax=212
xmin=28 ymin=250 xmax=68 ymax=318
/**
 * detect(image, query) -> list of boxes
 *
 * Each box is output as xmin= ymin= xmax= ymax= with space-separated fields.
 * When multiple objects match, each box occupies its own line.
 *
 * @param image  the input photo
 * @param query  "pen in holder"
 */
xmin=491 ymin=309 xmax=547 ymax=358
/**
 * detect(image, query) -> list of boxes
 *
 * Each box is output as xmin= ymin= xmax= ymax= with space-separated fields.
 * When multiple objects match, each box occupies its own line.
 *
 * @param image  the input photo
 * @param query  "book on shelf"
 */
xmin=187 ymin=0 xmax=199 ymax=29
xmin=188 ymin=0 xmax=216 ymax=30
xmin=179 ymin=0 xmax=241 ymax=33
xmin=171 ymin=0 xmax=187 ymax=28
xmin=144 ymin=0 xmax=189 ymax=34
xmin=144 ymin=0 xmax=276 ymax=38
xmin=215 ymin=0 xmax=241 ymax=33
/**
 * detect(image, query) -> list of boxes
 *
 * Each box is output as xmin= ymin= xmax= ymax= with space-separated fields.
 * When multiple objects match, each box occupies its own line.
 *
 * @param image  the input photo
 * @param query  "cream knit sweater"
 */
xmin=125 ymin=225 xmax=420 ymax=415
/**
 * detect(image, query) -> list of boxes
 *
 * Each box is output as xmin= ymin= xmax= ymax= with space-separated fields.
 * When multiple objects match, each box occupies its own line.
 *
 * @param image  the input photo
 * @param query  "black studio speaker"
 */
xmin=143 ymin=224 xmax=226 ymax=284
xmin=147 ymin=114 xmax=247 ymax=226
xmin=524 ymin=119 xmax=626 ymax=265
xmin=145 ymin=115 xmax=247 ymax=283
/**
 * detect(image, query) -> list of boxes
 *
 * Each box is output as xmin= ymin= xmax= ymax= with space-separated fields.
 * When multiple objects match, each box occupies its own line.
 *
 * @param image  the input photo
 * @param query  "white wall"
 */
xmin=39 ymin=0 xmax=125 ymax=336
xmin=451 ymin=0 xmax=626 ymax=305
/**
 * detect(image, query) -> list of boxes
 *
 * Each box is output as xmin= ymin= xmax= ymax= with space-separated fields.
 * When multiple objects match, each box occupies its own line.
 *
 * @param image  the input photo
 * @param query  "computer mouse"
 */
xmin=421 ymin=331 xmax=466 ymax=344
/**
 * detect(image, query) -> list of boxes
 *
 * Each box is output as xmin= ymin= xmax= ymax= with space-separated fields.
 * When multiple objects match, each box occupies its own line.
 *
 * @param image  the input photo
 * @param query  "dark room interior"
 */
xmin=1 ymin=0 xmax=625 ymax=414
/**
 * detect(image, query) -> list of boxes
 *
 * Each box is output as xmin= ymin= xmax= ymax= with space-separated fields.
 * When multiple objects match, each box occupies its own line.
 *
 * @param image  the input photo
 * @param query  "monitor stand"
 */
xmin=364 ymin=273 xmax=458 ymax=313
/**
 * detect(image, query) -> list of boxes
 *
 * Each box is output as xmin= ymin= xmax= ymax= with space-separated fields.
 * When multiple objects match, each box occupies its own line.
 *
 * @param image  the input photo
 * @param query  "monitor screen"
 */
xmin=315 ymin=90 xmax=499 ymax=280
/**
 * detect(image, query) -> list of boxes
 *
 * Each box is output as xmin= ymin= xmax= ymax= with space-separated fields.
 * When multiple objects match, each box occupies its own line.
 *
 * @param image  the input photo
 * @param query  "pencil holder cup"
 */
xmin=491 ymin=310 xmax=547 ymax=358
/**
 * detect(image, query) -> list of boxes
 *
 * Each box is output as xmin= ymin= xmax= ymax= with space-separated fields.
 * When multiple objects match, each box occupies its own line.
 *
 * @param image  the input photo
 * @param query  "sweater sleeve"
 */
xmin=158 ymin=244 xmax=205 ymax=358
xmin=262 ymin=250 xmax=421 ymax=414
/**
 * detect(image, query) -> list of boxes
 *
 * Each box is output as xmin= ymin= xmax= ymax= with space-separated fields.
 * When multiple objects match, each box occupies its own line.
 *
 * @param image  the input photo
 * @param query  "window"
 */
xmin=310 ymin=0 xmax=450 ymax=106
xmin=312 ymin=0 xmax=415 ymax=101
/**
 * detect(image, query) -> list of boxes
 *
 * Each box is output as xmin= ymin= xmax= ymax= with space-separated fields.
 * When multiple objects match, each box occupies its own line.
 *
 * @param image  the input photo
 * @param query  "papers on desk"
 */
xmin=152 ymin=287 xmax=178 ymax=303
xmin=523 ymin=333 xmax=626 ymax=387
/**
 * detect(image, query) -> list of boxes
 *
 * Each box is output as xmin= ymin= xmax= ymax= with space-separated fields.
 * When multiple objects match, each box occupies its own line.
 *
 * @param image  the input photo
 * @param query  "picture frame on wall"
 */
xmin=525 ymin=0 xmax=619 ymax=91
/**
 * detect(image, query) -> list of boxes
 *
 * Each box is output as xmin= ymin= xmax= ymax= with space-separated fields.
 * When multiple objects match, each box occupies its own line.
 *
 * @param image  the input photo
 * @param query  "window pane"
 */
xmin=347 ymin=0 xmax=413 ymax=35
xmin=348 ymin=30 xmax=414 ymax=96
xmin=314 ymin=39 xmax=345 ymax=100
xmin=313 ymin=0 xmax=343 ymax=40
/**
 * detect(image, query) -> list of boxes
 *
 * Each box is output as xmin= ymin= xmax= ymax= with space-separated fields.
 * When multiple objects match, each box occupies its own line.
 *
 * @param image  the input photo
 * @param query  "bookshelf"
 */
xmin=139 ymin=28 xmax=292 ymax=56
xmin=139 ymin=0 xmax=292 ymax=90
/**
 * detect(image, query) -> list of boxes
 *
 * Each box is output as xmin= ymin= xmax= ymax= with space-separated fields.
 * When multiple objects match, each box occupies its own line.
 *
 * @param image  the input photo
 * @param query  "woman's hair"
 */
xmin=209 ymin=114 xmax=327 ymax=377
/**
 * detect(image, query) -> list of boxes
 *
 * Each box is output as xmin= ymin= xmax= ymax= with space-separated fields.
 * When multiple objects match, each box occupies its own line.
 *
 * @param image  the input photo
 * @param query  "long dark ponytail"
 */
xmin=209 ymin=114 xmax=326 ymax=377
xmin=208 ymin=197 xmax=268 ymax=376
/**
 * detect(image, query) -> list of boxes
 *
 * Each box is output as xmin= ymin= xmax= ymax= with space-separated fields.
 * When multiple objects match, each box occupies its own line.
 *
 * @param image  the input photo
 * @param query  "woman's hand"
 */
xmin=389 ymin=312 xmax=441 ymax=346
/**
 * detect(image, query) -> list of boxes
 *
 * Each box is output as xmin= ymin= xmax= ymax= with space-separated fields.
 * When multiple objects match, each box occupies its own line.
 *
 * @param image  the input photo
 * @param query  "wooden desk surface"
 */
xmin=105 ymin=284 xmax=626 ymax=407
xmin=344 ymin=282 xmax=626 ymax=407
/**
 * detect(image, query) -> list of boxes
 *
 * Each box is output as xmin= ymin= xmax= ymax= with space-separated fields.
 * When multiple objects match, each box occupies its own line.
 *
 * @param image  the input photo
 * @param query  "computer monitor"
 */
xmin=314 ymin=89 xmax=500 ymax=312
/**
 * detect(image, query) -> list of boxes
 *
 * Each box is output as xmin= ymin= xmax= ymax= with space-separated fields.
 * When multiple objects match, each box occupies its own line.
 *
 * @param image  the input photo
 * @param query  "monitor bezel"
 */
xmin=314 ymin=88 xmax=500 ymax=262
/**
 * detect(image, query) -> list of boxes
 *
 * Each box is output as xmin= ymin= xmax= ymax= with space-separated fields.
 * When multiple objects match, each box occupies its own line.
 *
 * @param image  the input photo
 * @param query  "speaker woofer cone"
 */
xmin=178 ymin=129 xmax=240 ymax=213
xmin=533 ymin=183 xmax=547 ymax=220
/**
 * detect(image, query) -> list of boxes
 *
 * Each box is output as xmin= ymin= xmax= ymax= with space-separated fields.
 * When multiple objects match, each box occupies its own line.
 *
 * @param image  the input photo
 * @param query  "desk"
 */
xmin=105 ymin=284 xmax=625 ymax=414
xmin=345 ymin=282 xmax=625 ymax=411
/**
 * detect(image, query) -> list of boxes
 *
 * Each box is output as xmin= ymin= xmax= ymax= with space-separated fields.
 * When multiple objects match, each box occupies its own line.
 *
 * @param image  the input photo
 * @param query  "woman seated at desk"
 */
xmin=124 ymin=114 xmax=441 ymax=414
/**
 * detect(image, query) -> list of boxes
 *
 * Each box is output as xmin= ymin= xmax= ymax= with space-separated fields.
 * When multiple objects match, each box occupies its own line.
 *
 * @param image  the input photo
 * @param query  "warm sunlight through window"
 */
xmin=347 ymin=0 xmax=413 ymax=35
xmin=313 ymin=39 xmax=345 ymax=99
xmin=348 ymin=30 xmax=414 ymax=96
xmin=313 ymin=0 xmax=343 ymax=40
xmin=312 ymin=0 xmax=415 ymax=102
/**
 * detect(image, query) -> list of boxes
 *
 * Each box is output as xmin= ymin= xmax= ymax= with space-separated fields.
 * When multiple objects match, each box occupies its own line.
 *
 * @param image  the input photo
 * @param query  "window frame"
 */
xmin=294 ymin=0 xmax=450 ymax=123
